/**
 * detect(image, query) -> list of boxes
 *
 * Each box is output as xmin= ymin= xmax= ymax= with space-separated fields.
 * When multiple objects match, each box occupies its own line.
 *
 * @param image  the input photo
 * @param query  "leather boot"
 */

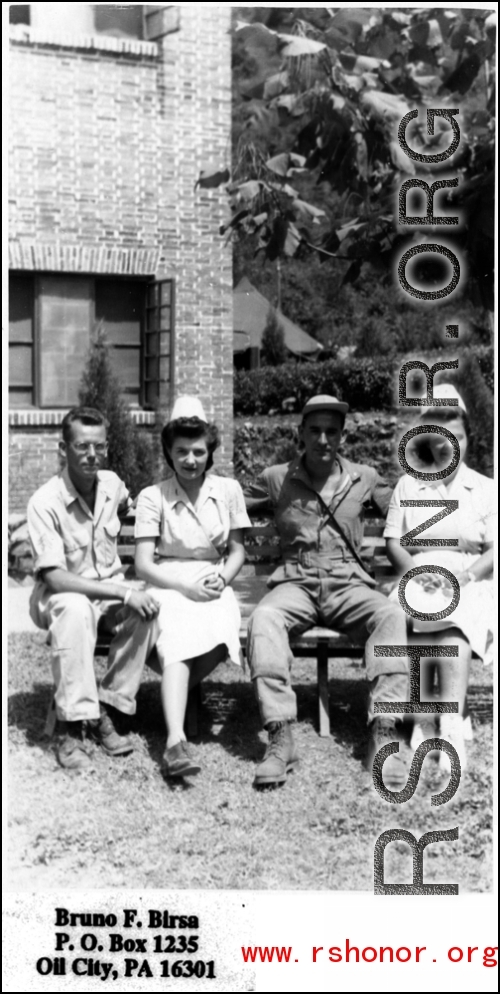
xmin=254 ymin=721 xmax=299 ymax=786
xmin=57 ymin=721 xmax=92 ymax=770
xmin=366 ymin=717 xmax=408 ymax=788
xmin=88 ymin=705 xmax=134 ymax=756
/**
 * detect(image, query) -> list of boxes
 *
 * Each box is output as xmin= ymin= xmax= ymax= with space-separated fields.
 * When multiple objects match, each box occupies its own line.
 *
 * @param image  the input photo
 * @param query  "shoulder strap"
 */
xmin=318 ymin=494 xmax=374 ymax=577
xmin=278 ymin=471 xmax=374 ymax=578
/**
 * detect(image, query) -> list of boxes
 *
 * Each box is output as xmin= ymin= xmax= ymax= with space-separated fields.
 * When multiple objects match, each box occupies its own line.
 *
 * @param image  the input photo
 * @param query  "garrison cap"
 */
xmin=301 ymin=394 xmax=349 ymax=421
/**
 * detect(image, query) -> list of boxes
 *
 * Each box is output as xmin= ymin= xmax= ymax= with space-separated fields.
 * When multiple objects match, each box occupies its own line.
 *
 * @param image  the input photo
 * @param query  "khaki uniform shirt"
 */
xmin=245 ymin=453 xmax=393 ymax=578
xmin=27 ymin=467 xmax=132 ymax=581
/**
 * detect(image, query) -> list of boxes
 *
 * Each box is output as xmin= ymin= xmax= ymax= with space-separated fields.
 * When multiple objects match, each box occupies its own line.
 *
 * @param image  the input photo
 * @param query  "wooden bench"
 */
xmin=84 ymin=509 xmax=396 ymax=738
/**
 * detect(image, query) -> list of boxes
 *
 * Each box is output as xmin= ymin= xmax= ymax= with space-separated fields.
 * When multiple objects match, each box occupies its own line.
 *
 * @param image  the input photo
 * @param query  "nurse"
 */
xmin=134 ymin=397 xmax=251 ymax=778
xmin=384 ymin=385 xmax=495 ymax=772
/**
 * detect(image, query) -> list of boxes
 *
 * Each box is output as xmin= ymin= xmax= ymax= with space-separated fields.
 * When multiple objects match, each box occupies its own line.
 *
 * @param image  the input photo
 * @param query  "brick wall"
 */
xmin=156 ymin=8 xmax=234 ymax=437
xmin=8 ymin=6 xmax=233 ymax=512
xmin=8 ymin=412 xmax=158 ymax=515
xmin=9 ymin=428 xmax=62 ymax=514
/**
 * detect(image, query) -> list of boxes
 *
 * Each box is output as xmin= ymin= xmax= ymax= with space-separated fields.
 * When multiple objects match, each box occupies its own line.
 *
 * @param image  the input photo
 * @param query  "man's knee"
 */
xmin=247 ymin=605 xmax=291 ymax=680
xmin=46 ymin=592 xmax=97 ymax=638
xmin=248 ymin=603 xmax=288 ymax=639
xmin=369 ymin=599 xmax=407 ymax=635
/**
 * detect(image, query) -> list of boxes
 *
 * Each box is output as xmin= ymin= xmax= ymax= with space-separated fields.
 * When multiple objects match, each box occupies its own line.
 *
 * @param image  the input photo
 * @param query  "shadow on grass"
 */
xmin=8 ymin=675 xmax=371 ymax=770
xmin=134 ymin=678 xmax=264 ymax=768
xmin=8 ymin=680 xmax=54 ymax=746
xmin=8 ymin=667 xmax=492 ymax=772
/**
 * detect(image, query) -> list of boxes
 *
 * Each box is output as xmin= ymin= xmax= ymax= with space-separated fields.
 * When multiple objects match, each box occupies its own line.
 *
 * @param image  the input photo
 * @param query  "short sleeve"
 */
xmin=484 ymin=512 xmax=496 ymax=544
xmin=135 ymin=485 xmax=162 ymax=538
xmin=117 ymin=478 xmax=133 ymax=519
xmin=383 ymin=480 xmax=405 ymax=539
xmin=481 ymin=479 xmax=497 ymax=544
xmin=227 ymin=480 xmax=252 ymax=530
xmin=243 ymin=470 xmax=272 ymax=514
xmin=371 ymin=469 xmax=395 ymax=518
xmin=27 ymin=496 xmax=67 ymax=575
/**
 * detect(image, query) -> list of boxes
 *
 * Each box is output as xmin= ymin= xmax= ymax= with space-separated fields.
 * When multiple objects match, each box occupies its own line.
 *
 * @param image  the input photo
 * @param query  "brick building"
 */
xmin=8 ymin=3 xmax=233 ymax=513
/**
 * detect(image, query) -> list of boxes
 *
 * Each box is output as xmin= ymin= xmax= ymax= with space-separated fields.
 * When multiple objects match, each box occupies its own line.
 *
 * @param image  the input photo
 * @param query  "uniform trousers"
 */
xmin=30 ymin=584 xmax=159 ymax=722
xmin=247 ymin=562 xmax=409 ymax=726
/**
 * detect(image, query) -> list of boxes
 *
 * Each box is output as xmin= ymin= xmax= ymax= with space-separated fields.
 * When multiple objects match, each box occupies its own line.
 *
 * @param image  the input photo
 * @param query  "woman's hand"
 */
xmin=454 ymin=570 xmax=474 ymax=588
xmin=181 ymin=578 xmax=222 ymax=602
xmin=203 ymin=573 xmax=226 ymax=593
xmin=412 ymin=572 xmax=449 ymax=593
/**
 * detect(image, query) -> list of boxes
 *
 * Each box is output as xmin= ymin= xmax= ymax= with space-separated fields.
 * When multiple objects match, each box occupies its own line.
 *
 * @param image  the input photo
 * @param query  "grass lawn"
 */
xmin=7 ymin=632 xmax=493 ymax=892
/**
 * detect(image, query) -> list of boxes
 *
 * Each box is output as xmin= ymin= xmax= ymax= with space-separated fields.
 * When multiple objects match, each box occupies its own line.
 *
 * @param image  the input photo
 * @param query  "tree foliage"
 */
xmin=78 ymin=325 xmax=157 ymax=498
xmin=260 ymin=306 xmax=288 ymax=365
xmin=219 ymin=7 xmax=496 ymax=312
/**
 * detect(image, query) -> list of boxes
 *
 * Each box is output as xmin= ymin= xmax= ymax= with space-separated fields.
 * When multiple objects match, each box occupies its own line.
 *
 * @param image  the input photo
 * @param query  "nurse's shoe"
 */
xmin=162 ymin=741 xmax=201 ymax=778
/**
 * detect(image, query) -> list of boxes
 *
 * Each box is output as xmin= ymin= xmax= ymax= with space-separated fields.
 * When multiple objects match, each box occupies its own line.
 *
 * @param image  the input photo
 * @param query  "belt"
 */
xmin=284 ymin=550 xmax=356 ymax=568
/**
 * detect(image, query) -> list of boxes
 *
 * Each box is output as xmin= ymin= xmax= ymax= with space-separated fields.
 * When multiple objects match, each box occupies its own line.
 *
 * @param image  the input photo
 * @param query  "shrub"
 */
xmin=474 ymin=344 xmax=494 ymax=394
xmin=260 ymin=307 xmax=288 ymax=366
xmin=436 ymin=349 xmax=494 ymax=478
xmin=78 ymin=325 xmax=158 ymax=497
xmin=234 ymin=344 xmax=494 ymax=423
xmin=234 ymin=356 xmax=395 ymax=415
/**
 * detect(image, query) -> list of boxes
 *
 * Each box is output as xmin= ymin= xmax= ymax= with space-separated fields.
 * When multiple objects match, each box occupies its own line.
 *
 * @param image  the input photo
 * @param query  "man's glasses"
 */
xmin=71 ymin=443 xmax=108 ymax=454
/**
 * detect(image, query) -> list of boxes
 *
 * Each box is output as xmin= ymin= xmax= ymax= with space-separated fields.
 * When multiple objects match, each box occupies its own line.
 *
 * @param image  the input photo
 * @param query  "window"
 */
xmin=9 ymin=5 xmax=176 ymax=40
xmin=9 ymin=5 xmax=30 ymax=25
xmin=8 ymin=273 xmax=174 ymax=409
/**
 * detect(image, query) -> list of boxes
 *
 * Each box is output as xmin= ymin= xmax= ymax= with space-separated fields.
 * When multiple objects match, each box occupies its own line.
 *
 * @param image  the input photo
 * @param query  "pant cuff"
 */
xmin=261 ymin=711 xmax=297 ymax=728
xmin=56 ymin=706 xmax=100 ymax=722
xmin=98 ymin=688 xmax=137 ymax=716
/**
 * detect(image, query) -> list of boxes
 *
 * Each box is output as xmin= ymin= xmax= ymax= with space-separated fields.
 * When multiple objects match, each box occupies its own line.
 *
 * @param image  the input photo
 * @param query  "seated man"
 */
xmin=28 ymin=406 xmax=160 ymax=770
xmin=245 ymin=395 xmax=408 ymax=787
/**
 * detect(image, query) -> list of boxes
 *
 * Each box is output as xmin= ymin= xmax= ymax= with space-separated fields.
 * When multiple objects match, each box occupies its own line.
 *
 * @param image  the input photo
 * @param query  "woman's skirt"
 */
xmin=147 ymin=559 xmax=242 ymax=668
xmin=389 ymin=550 xmax=494 ymax=664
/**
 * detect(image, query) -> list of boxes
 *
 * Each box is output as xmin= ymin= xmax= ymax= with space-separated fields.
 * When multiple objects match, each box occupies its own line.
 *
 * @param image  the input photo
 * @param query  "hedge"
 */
xmin=234 ymin=356 xmax=395 ymax=414
xmin=234 ymin=346 xmax=494 ymax=416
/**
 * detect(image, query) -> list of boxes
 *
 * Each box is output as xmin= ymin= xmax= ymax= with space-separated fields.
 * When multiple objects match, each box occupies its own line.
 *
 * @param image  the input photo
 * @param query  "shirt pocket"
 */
xmin=103 ymin=517 xmax=121 ymax=566
xmin=63 ymin=527 xmax=90 ymax=572
xmin=275 ymin=497 xmax=318 ymax=546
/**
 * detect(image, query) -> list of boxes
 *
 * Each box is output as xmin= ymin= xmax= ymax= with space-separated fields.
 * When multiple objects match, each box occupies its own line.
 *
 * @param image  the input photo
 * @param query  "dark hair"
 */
xmin=413 ymin=407 xmax=470 ymax=465
xmin=161 ymin=417 xmax=219 ymax=470
xmin=417 ymin=405 xmax=470 ymax=436
xmin=61 ymin=406 xmax=109 ymax=444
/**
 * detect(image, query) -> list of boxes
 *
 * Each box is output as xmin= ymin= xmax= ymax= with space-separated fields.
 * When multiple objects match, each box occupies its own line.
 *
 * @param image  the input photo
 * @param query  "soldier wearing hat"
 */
xmin=245 ymin=395 xmax=408 ymax=787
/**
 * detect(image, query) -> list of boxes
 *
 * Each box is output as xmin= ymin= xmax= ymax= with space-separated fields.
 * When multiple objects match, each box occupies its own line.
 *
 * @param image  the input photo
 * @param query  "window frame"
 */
xmin=8 ymin=271 xmax=174 ymax=411
xmin=144 ymin=277 xmax=175 ymax=410
xmin=8 ymin=272 xmax=35 ymax=406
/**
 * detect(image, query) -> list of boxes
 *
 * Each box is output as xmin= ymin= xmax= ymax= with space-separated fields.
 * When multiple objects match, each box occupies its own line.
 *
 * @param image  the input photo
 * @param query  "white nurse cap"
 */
xmin=170 ymin=396 xmax=208 ymax=422
xmin=427 ymin=383 xmax=467 ymax=412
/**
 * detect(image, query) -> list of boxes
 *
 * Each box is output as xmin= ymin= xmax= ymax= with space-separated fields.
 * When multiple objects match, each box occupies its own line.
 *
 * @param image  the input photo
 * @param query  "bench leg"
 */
xmin=44 ymin=692 xmax=57 ymax=738
xmin=317 ymin=644 xmax=330 ymax=737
